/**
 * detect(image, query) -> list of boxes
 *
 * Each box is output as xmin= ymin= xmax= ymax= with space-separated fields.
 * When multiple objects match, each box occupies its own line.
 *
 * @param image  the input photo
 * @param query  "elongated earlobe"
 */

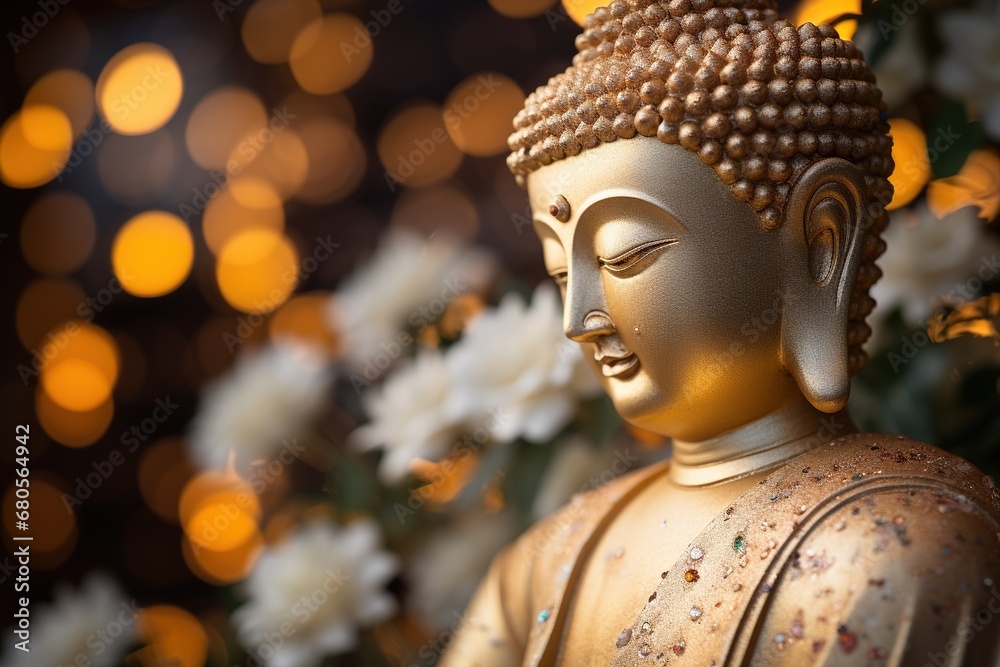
xmin=780 ymin=158 xmax=867 ymax=413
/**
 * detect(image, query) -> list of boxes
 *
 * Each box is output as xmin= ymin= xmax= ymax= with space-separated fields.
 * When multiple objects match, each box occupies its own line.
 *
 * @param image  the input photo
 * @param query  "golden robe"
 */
xmin=442 ymin=435 xmax=1000 ymax=666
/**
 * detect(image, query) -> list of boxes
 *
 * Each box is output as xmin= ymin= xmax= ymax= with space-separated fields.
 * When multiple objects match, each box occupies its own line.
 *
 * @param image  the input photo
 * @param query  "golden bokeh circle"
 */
xmin=96 ymin=43 xmax=184 ymax=135
xmin=112 ymin=211 xmax=194 ymax=297
xmin=377 ymin=104 xmax=464 ymax=189
xmin=269 ymin=291 xmax=340 ymax=356
xmin=391 ymin=183 xmax=480 ymax=242
xmin=202 ymin=177 xmax=285 ymax=255
xmin=295 ymin=118 xmax=366 ymax=204
xmin=186 ymin=87 xmax=268 ymax=170
xmin=37 ymin=389 xmax=114 ymax=448
xmin=0 ymin=109 xmax=73 ymax=189
xmin=39 ymin=321 xmax=120 ymax=414
xmin=444 ymin=73 xmax=526 ymax=157
xmin=242 ymin=0 xmax=322 ymax=64
xmin=137 ymin=606 xmax=210 ymax=667
xmin=226 ymin=127 xmax=309 ymax=200
xmin=887 ymin=118 xmax=931 ymax=211
xmin=562 ymin=0 xmax=607 ymax=26
xmin=216 ymin=229 xmax=299 ymax=314
xmin=289 ymin=14 xmax=373 ymax=94
xmin=794 ymin=0 xmax=860 ymax=41
xmin=24 ymin=69 xmax=95 ymax=137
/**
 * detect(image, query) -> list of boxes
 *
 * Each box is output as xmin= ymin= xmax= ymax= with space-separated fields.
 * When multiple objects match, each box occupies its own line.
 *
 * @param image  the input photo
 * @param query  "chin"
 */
xmin=605 ymin=371 xmax=674 ymax=437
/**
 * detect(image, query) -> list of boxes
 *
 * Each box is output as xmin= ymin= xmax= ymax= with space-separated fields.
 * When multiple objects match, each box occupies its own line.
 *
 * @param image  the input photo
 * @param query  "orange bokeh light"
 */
xmin=202 ymin=177 xmax=285 ymax=255
xmin=179 ymin=470 xmax=261 ymax=553
xmin=378 ymin=105 xmax=464 ymax=189
xmin=226 ymin=128 xmax=309 ymax=201
xmin=444 ymin=73 xmax=525 ymax=157
xmin=24 ymin=69 xmax=95 ymax=137
xmin=562 ymin=0 xmax=607 ymax=26
xmin=295 ymin=117 xmax=366 ymax=204
xmin=290 ymin=14 xmax=373 ymax=94
xmin=39 ymin=321 xmax=120 ymax=413
xmin=37 ymin=389 xmax=114 ymax=449
xmin=216 ymin=229 xmax=299 ymax=314
xmin=182 ymin=530 xmax=263 ymax=585
xmin=268 ymin=292 xmax=340 ymax=356
xmin=0 ymin=108 xmax=73 ymax=188
xmin=96 ymin=43 xmax=184 ymax=135
xmin=886 ymin=118 xmax=931 ymax=211
xmin=186 ymin=86 xmax=268 ymax=170
xmin=794 ymin=0 xmax=860 ymax=40
xmin=242 ymin=0 xmax=322 ymax=64
xmin=134 ymin=606 xmax=210 ymax=667
xmin=112 ymin=211 xmax=194 ymax=297
xmin=391 ymin=183 xmax=480 ymax=242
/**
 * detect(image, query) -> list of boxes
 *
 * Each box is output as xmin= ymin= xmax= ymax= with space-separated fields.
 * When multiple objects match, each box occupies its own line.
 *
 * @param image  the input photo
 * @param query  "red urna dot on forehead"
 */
xmin=549 ymin=195 xmax=572 ymax=222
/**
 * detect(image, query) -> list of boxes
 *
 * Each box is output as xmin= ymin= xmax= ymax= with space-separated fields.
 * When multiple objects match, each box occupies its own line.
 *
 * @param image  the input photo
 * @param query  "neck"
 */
xmin=668 ymin=401 xmax=856 ymax=487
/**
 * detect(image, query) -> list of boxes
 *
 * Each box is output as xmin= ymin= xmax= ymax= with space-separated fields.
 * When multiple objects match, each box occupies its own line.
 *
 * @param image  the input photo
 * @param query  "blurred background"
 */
xmin=0 ymin=0 xmax=998 ymax=665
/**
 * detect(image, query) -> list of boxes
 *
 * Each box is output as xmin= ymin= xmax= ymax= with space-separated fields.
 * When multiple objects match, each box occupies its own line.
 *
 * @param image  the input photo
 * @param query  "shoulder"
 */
xmin=749 ymin=434 xmax=1000 ymax=665
xmin=489 ymin=460 xmax=670 ymax=637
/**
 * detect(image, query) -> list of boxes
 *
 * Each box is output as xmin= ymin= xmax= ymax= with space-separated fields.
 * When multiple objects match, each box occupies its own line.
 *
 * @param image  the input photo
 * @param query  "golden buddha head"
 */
xmin=509 ymin=0 xmax=894 ymax=441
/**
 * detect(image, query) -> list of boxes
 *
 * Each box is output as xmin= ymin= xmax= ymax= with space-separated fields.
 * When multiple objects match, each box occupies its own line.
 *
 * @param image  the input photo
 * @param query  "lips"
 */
xmin=597 ymin=352 xmax=639 ymax=378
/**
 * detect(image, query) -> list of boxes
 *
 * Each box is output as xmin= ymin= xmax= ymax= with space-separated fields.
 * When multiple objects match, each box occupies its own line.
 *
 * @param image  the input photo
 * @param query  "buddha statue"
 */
xmin=441 ymin=1 xmax=1000 ymax=665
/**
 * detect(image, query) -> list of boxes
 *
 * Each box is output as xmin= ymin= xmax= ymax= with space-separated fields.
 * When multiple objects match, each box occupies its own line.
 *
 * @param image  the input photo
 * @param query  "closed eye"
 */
xmin=598 ymin=238 xmax=679 ymax=273
xmin=548 ymin=268 xmax=568 ymax=288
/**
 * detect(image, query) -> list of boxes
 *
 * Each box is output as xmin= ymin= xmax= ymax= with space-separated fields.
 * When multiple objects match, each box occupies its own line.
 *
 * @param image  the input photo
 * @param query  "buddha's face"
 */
xmin=528 ymin=138 xmax=810 ymax=441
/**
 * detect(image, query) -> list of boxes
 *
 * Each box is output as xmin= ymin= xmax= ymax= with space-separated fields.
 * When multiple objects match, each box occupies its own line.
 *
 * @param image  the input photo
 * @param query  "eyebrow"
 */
xmin=533 ymin=192 xmax=686 ymax=230
xmin=576 ymin=193 xmax=687 ymax=232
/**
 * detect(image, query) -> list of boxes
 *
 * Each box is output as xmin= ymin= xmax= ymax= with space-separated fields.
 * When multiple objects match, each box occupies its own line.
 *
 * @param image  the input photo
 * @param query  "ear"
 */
xmin=779 ymin=158 xmax=868 ymax=413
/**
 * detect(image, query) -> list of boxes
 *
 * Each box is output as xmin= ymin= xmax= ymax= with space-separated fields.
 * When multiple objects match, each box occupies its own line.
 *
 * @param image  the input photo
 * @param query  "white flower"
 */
xmin=233 ymin=520 xmax=399 ymax=667
xmin=329 ymin=230 xmax=495 ymax=373
xmin=2 ymin=573 xmax=137 ymax=667
xmin=934 ymin=5 xmax=1000 ymax=140
xmin=405 ymin=512 xmax=518 ymax=631
xmin=446 ymin=283 xmax=602 ymax=444
xmin=350 ymin=350 xmax=467 ymax=483
xmin=870 ymin=203 xmax=1000 ymax=340
xmin=189 ymin=342 xmax=334 ymax=470
xmin=856 ymin=19 xmax=926 ymax=111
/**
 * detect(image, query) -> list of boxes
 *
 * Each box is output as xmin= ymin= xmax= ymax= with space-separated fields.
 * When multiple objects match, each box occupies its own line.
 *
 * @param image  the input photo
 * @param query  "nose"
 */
xmin=563 ymin=282 xmax=616 ymax=342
